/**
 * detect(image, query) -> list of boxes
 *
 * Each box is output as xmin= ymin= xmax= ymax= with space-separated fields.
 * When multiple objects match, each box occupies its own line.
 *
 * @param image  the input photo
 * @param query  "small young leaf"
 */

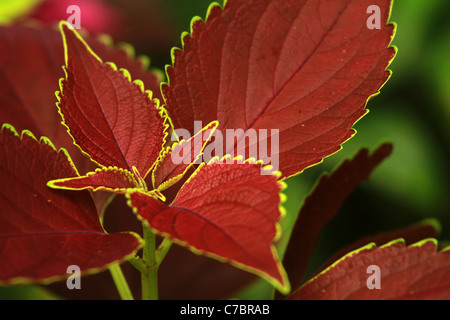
xmin=57 ymin=22 xmax=167 ymax=177
xmin=48 ymin=166 xmax=141 ymax=193
xmin=0 ymin=125 xmax=142 ymax=284
xmin=287 ymin=239 xmax=450 ymax=300
xmin=163 ymin=0 xmax=396 ymax=179
xmin=151 ymin=120 xmax=218 ymax=191
xmin=128 ymin=159 xmax=290 ymax=293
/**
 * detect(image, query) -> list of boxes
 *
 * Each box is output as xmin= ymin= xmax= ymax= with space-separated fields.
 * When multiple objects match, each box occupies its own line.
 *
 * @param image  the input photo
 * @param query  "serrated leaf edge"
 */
xmin=55 ymin=21 xmax=171 ymax=178
xmin=93 ymin=32 xmax=165 ymax=85
xmin=47 ymin=166 xmax=143 ymax=194
xmin=160 ymin=0 xmax=224 ymax=128
xmin=1 ymin=123 xmax=80 ymax=177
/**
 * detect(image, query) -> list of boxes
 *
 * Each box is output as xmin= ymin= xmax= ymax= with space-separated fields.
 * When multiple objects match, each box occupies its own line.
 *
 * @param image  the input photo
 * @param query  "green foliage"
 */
xmin=0 ymin=0 xmax=43 ymax=23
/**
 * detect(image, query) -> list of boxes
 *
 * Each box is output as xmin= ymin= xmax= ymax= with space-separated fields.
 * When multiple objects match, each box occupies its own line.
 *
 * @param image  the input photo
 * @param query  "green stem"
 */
xmin=156 ymin=238 xmax=173 ymax=265
xmin=128 ymin=256 xmax=146 ymax=273
xmin=109 ymin=264 xmax=134 ymax=300
xmin=141 ymin=224 xmax=158 ymax=300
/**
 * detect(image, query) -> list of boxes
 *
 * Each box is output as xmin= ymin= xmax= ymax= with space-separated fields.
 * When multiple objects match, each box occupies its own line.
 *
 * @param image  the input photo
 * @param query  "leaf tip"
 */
xmin=409 ymin=238 xmax=438 ymax=249
xmin=1 ymin=123 xmax=19 ymax=136
xmin=380 ymin=238 xmax=406 ymax=248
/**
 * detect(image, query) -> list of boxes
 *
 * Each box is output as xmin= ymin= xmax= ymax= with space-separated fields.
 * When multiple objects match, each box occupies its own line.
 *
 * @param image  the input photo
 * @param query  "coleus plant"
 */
xmin=1 ymin=0 xmax=449 ymax=300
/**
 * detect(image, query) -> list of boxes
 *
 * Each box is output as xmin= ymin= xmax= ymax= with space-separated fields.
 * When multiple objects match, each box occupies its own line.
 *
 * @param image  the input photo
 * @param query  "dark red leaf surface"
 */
xmin=287 ymin=239 xmax=450 ymax=300
xmin=46 ymin=194 xmax=258 ymax=300
xmin=57 ymin=23 xmax=166 ymax=177
xmin=48 ymin=167 xmax=140 ymax=193
xmin=151 ymin=121 xmax=218 ymax=190
xmin=0 ymin=125 xmax=142 ymax=284
xmin=86 ymin=32 xmax=163 ymax=103
xmin=0 ymin=25 xmax=69 ymax=153
xmin=129 ymin=159 xmax=289 ymax=293
xmin=163 ymin=0 xmax=396 ymax=179
xmin=0 ymin=23 xmax=163 ymax=174
xmin=280 ymin=143 xmax=393 ymax=296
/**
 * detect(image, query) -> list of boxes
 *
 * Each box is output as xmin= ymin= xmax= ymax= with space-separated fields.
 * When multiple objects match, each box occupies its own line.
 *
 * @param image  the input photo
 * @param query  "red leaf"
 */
xmin=315 ymin=219 xmax=441 ymax=277
xmin=287 ymin=239 xmax=450 ymax=300
xmin=0 ymin=125 xmax=142 ymax=284
xmin=162 ymin=0 xmax=396 ymax=179
xmin=128 ymin=159 xmax=290 ymax=293
xmin=0 ymin=24 xmax=163 ymax=174
xmin=151 ymin=120 xmax=218 ymax=191
xmin=0 ymin=25 xmax=69 ymax=152
xmin=57 ymin=22 xmax=167 ymax=177
xmin=46 ymin=195 xmax=258 ymax=300
xmin=48 ymin=167 xmax=141 ymax=193
xmin=280 ymin=143 xmax=393 ymax=295
xmin=86 ymin=32 xmax=164 ymax=103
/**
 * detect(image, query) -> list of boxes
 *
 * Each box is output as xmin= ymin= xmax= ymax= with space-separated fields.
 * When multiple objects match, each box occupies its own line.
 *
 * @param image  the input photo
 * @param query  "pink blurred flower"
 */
xmin=30 ymin=0 xmax=123 ymax=35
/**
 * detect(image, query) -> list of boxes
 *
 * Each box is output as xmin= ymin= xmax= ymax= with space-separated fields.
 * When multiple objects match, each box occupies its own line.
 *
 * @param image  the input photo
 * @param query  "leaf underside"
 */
xmin=280 ymin=143 xmax=393 ymax=295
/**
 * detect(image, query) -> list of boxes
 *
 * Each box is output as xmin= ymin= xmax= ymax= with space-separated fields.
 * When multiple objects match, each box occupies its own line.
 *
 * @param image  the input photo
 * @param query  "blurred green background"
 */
xmin=1 ymin=0 xmax=449 ymax=299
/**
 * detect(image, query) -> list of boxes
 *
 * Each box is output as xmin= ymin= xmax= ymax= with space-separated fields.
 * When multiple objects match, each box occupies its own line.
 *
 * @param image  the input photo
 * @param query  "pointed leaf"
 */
xmin=0 ymin=125 xmax=142 ymax=284
xmin=279 ymin=143 xmax=392 ymax=296
xmin=163 ymin=0 xmax=396 ymax=179
xmin=48 ymin=166 xmax=141 ymax=193
xmin=152 ymin=120 xmax=218 ymax=191
xmin=287 ymin=239 xmax=450 ymax=300
xmin=57 ymin=22 xmax=167 ymax=177
xmin=128 ymin=158 xmax=290 ymax=293
xmin=0 ymin=24 xmax=163 ymax=174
